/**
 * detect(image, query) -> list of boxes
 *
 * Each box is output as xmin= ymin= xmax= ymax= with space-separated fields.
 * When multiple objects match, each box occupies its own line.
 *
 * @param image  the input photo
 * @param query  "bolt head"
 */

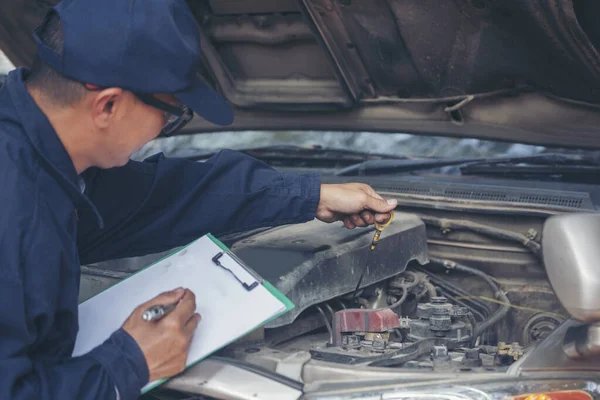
xmin=432 ymin=345 xmax=448 ymax=358
xmin=431 ymin=297 xmax=448 ymax=304
xmin=465 ymin=349 xmax=480 ymax=360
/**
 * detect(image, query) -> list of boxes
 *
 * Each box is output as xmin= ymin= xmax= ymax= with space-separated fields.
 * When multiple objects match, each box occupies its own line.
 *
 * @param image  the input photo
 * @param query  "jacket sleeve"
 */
xmin=0 ymin=196 xmax=149 ymax=399
xmin=76 ymin=149 xmax=321 ymax=264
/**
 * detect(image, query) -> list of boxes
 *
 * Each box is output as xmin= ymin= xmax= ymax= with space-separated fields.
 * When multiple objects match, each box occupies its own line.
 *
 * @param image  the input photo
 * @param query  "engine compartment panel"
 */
xmin=230 ymin=212 xmax=429 ymax=328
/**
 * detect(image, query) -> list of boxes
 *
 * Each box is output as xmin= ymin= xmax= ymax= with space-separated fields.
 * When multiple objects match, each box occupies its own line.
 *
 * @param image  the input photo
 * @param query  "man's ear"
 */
xmin=90 ymin=88 xmax=125 ymax=129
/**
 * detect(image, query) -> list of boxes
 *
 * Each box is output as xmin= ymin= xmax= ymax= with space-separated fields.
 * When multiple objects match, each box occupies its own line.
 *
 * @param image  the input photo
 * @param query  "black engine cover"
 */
xmin=230 ymin=212 xmax=429 ymax=328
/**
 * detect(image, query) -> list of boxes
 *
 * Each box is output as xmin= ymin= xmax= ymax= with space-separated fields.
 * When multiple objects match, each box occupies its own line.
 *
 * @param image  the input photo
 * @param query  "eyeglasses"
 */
xmin=133 ymin=92 xmax=194 ymax=137
xmin=82 ymin=83 xmax=194 ymax=137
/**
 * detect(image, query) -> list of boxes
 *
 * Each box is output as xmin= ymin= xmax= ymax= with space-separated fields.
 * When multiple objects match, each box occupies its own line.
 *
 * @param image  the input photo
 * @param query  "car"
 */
xmin=3 ymin=1 xmax=600 ymax=399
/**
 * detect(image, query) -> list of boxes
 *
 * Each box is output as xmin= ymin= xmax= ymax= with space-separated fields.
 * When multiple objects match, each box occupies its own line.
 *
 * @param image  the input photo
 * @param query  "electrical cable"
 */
xmin=456 ymin=295 xmax=567 ymax=319
xmin=435 ymin=287 xmax=487 ymax=323
xmin=416 ymin=214 xmax=541 ymax=257
xmin=428 ymin=257 xmax=511 ymax=338
xmin=386 ymin=271 xmax=420 ymax=310
xmin=387 ymin=288 xmax=408 ymax=310
xmin=316 ymin=305 xmax=333 ymax=344
xmin=366 ymin=338 xmax=440 ymax=367
xmin=415 ymin=266 xmax=492 ymax=318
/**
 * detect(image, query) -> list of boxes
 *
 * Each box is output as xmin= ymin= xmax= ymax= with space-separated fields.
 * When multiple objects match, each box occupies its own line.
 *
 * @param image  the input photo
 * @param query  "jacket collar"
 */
xmin=6 ymin=67 xmax=104 ymax=228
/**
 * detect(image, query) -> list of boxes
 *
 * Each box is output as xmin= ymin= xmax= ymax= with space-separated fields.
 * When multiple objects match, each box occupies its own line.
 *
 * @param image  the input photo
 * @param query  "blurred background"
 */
xmin=1 ymin=49 xmax=548 ymax=161
xmin=0 ymin=50 xmax=13 ymax=83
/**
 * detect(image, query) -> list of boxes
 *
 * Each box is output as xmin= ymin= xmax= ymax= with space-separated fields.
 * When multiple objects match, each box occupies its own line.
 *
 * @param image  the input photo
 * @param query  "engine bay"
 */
xmin=79 ymin=178 xmax=579 ymax=391
xmin=215 ymin=207 xmax=567 ymax=375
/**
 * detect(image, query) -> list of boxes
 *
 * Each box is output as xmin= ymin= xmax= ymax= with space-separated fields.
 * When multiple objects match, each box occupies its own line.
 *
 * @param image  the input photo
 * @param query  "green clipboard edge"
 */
xmin=207 ymin=233 xmax=295 ymax=312
xmin=94 ymin=233 xmax=296 ymax=395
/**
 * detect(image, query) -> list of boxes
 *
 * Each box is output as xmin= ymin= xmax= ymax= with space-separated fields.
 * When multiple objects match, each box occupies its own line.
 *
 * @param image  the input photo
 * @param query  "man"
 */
xmin=0 ymin=0 xmax=397 ymax=399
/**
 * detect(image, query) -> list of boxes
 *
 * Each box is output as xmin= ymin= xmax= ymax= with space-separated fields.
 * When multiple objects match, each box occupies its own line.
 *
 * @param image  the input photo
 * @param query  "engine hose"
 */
xmin=389 ymin=271 xmax=420 ymax=291
xmin=384 ymin=271 xmax=420 ymax=310
xmin=415 ymin=266 xmax=492 ymax=318
xmin=436 ymin=287 xmax=486 ymax=323
xmin=387 ymin=288 xmax=409 ymax=310
xmin=466 ymin=311 xmax=478 ymax=347
xmin=427 ymin=275 xmax=491 ymax=318
xmin=429 ymin=257 xmax=511 ymax=338
xmin=423 ymin=279 xmax=437 ymax=299
xmin=366 ymin=337 xmax=440 ymax=367
xmin=416 ymin=265 xmax=492 ymax=316
xmin=416 ymin=214 xmax=541 ymax=258
xmin=316 ymin=305 xmax=333 ymax=344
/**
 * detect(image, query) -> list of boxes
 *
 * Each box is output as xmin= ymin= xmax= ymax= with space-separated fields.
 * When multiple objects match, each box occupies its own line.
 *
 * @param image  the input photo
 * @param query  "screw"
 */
xmin=342 ymin=335 xmax=361 ymax=350
xmin=526 ymin=228 xmax=538 ymax=240
xmin=462 ymin=349 xmax=482 ymax=367
xmin=432 ymin=345 xmax=448 ymax=358
xmin=372 ymin=339 xmax=386 ymax=353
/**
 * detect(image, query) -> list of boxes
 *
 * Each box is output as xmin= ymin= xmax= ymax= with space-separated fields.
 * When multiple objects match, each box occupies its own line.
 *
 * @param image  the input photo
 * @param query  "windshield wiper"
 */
xmin=335 ymin=156 xmax=487 ymax=176
xmin=458 ymin=153 xmax=600 ymax=183
xmin=335 ymin=152 xmax=600 ymax=182
xmin=183 ymin=144 xmax=406 ymax=164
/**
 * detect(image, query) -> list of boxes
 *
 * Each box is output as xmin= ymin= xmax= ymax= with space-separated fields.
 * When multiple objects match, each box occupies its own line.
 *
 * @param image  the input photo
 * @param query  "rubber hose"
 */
xmin=415 ymin=265 xmax=492 ymax=317
xmin=316 ymin=306 xmax=333 ymax=344
xmin=387 ymin=288 xmax=408 ymax=310
xmin=423 ymin=279 xmax=437 ymax=299
xmin=436 ymin=287 xmax=487 ymax=323
xmin=386 ymin=271 xmax=420 ymax=310
xmin=417 ymin=215 xmax=541 ymax=257
xmin=466 ymin=311 xmax=478 ymax=347
xmin=429 ymin=257 xmax=511 ymax=338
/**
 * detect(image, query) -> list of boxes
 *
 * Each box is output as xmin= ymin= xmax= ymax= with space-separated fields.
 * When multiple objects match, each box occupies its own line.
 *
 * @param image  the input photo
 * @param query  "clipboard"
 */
xmin=73 ymin=233 xmax=294 ymax=394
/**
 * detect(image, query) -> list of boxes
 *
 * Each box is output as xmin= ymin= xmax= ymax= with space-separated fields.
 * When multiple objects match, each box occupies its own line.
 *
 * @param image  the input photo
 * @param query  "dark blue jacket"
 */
xmin=0 ymin=68 xmax=321 ymax=399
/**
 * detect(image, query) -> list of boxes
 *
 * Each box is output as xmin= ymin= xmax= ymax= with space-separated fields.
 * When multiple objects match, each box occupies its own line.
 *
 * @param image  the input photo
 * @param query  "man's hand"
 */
xmin=316 ymin=183 xmax=397 ymax=229
xmin=122 ymin=288 xmax=200 ymax=382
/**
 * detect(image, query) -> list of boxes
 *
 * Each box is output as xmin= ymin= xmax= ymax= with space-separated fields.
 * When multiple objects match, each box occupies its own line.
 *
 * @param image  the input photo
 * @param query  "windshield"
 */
xmin=132 ymin=130 xmax=548 ymax=161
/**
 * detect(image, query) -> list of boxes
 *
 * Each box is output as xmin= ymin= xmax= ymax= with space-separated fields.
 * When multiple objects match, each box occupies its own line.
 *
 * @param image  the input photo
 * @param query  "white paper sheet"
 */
xmin=73 ymin=235 xmax=289 ymax=393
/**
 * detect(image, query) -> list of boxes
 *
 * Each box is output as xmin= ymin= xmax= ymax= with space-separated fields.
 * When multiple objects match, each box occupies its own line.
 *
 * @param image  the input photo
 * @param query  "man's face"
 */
xmin=87 ymin=89 xmax=181 ymax=168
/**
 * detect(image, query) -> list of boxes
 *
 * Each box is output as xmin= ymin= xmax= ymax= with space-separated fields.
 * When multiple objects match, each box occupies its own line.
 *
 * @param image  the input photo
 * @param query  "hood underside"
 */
xmin=3 ymin=0 xmax=600 ymax=149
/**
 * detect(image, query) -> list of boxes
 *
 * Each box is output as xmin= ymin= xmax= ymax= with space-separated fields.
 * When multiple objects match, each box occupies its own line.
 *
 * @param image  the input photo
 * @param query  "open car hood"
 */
xmin=3 ymin=0 xmax=600 ymax=149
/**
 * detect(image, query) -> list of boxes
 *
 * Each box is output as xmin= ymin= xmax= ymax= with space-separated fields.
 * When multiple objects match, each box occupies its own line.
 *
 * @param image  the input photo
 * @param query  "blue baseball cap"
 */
xmin=32 ymin=0 xmax=233 ymax=126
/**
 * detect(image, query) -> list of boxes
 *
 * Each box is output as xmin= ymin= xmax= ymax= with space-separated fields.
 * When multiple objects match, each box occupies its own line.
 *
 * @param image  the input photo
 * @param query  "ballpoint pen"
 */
xmin=142 ymin=302 xmax=178 ymax=322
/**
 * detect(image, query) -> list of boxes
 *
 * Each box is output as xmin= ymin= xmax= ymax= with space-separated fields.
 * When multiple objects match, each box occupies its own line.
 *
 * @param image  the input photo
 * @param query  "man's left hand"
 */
xmin=316 ymin=183 xmax=397 ymax=229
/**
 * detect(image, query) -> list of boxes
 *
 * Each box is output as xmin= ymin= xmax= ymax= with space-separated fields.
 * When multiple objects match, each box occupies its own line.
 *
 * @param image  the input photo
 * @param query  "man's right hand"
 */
xmin=122 ymin=287 xmax=201 ymax=382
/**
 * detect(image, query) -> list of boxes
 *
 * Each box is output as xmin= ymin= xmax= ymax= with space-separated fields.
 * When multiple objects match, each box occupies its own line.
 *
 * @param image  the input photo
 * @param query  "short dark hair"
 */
xmin=27 ymin=12 xmax=87 ymax=106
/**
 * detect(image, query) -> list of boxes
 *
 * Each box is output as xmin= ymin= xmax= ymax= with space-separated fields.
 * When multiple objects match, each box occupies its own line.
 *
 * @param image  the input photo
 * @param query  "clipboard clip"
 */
xmin=212 ymin=252 xmax=259 ymax=291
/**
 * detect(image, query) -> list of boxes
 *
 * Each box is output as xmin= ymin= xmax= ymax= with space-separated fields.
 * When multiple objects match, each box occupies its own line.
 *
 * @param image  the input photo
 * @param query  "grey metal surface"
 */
xmin=162 ymin=358 xmax=302 ymax=399
xmin=563 ymin=322 xmax=600 ymax=359
xmin=542 ymin=212 xmax=600 ymax=323
xmin=230 ymin=214 xmax=429 ymax=328
xmin=508 ymin=318 xmax=600 ymax=374
xmin=229 ymin=337 xmax=500 ymax=383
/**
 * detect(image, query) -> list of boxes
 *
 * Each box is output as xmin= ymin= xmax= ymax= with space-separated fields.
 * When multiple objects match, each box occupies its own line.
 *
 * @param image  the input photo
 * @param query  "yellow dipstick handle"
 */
xmin=370 ymin=210 xmax=395 ymax=250
xmin=375 ymin=209 xmax=395 ymax=231
xmin=353 ymin=210 xmax=396 ymax=299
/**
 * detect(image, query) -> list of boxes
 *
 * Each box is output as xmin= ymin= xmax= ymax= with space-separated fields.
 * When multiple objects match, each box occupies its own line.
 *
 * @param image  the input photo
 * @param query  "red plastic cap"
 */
xmin=335 ymin=308 xmax=400 ymax=333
